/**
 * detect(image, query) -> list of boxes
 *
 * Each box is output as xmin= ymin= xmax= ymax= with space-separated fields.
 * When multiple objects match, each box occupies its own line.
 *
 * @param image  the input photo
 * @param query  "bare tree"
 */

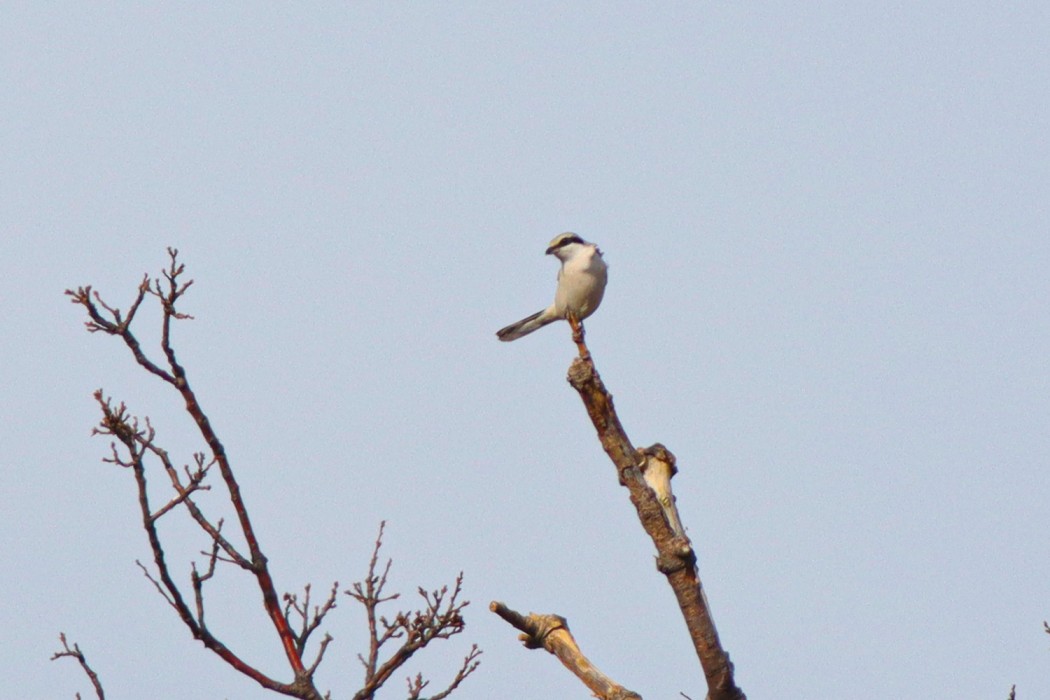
xmin=60 ymin=249 xmax=479 ymax=699
xmin=491 ymin=318 xmax=745 ymax=700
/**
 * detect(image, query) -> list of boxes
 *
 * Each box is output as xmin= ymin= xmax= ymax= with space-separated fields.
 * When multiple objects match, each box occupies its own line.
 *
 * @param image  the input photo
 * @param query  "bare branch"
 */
xmin=348 ymin=522 xmax=399 ymax=679
xmin=284 ymin=581 xmax=340 ymax=656
xmin=51 ymin=634 xmax=105 ymax=700
xmin=135 ymin=560 xmax=178 ymax=611
xmin=305 ymin=633 xmax=334 ymax=677
xmin=417 ymin=644 xmax=482 ymax=700
xmin=192 ymin=526 xmax=223 ymax=627
xmin=347 ymin=524 xmax=477 ymax=700
xmin=566 ymin=347 xmax=745 ymax=700
xmin=66 ymin=279 xmax=176 ymax=383
xmin=71 ymin=253 xmax=323 ymax=698
xmin=69 ymin=252 xmax=478 ymax=700
xmin=136 ymin=435 xmax=249 ymax=569
xmin=147 ymin=450 xmax=212 ymax=522
xmin=490 ymin=601 xmax=641 ymax=700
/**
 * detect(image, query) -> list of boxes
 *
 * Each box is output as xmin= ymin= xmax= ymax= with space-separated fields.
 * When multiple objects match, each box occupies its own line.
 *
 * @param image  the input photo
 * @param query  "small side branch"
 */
xmin=489 ymin=602 xmax=641 ymax=700
xmin=284 ymin=581 xmax=339 ymax=658
xmin=405 ymin=644 xmax=482 ymax=700
xmin=51 ymin=634 xmax=105 ymax=700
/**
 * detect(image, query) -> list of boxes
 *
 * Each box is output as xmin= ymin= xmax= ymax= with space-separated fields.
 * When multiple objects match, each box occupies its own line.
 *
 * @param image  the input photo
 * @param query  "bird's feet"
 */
xmin=567 ymin=313 xmax=590 ymax=360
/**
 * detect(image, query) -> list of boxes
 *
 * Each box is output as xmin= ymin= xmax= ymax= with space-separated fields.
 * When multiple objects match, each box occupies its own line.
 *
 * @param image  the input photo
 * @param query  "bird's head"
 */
xmin=545 ymin=232 xmax=587 ymax=260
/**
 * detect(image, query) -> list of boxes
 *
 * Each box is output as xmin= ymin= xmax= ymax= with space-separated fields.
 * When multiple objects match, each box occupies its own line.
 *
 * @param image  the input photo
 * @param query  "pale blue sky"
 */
xmin=3 ymin=4 xmax=1049 ymax=699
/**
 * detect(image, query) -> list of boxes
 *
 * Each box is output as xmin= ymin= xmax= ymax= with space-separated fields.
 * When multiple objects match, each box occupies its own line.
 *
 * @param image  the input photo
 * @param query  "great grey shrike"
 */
xmin=496 ymin=232 xmax=608 ymax=342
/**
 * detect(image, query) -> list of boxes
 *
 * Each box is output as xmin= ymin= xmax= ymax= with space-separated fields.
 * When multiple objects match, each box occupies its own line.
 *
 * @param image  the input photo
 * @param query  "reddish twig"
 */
xmin=67 ymin=251 xmax=324 ymax=699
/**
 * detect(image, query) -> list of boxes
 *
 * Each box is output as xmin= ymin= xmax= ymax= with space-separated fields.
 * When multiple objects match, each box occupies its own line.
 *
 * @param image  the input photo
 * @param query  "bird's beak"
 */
xmin=545 ymin=244 xmax=557 ymax=255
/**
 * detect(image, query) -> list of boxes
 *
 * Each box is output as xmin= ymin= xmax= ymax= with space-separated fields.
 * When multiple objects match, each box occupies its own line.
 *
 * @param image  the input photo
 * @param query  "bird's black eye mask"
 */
xmin=553 ymin=235 xmax=584 ymax=249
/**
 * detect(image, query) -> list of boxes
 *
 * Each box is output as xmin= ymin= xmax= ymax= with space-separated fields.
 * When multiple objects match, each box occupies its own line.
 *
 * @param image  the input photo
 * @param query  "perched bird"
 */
xmin=497 ymin=232 xmax=608 ymax=342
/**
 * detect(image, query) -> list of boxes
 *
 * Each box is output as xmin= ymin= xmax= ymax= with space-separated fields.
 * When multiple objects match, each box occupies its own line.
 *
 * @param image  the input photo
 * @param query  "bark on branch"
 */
xmin=566 ymin=340 xmax=745 ymax=700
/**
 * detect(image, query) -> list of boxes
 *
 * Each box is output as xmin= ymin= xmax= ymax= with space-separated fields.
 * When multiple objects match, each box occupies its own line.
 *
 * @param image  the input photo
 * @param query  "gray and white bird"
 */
xmin=497 ymin=232 xmax=608 ymax=342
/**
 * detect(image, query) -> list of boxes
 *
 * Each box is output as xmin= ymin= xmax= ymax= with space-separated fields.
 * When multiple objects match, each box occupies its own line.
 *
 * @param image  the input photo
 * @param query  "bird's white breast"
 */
xmin=555 ymin=246 xmax=607 ymax=319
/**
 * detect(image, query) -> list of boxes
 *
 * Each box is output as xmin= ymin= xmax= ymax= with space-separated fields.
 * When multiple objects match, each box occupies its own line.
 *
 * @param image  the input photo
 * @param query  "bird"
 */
xmin=497 ymin=232 xmax=608 ymax=342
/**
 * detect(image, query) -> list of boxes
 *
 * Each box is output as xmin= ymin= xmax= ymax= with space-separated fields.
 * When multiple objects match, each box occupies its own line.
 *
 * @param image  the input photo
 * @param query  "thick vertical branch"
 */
xmin=566 ymin=351 xmax=745 ymax=700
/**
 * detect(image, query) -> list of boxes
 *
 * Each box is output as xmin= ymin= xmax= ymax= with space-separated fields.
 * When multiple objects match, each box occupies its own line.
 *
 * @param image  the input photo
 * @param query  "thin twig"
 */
xmin=51 ymin=634 xmax=105 ymax=700
xmin=284 ymin=581 xmax=340 ymax=656
xmin=347 ymin=524 xmax=477 ymax=700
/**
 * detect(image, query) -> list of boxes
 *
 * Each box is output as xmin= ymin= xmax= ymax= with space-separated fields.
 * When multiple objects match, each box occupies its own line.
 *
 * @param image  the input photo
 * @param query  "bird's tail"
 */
xmin=496 ymin=308 xmax=557 ymax=342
